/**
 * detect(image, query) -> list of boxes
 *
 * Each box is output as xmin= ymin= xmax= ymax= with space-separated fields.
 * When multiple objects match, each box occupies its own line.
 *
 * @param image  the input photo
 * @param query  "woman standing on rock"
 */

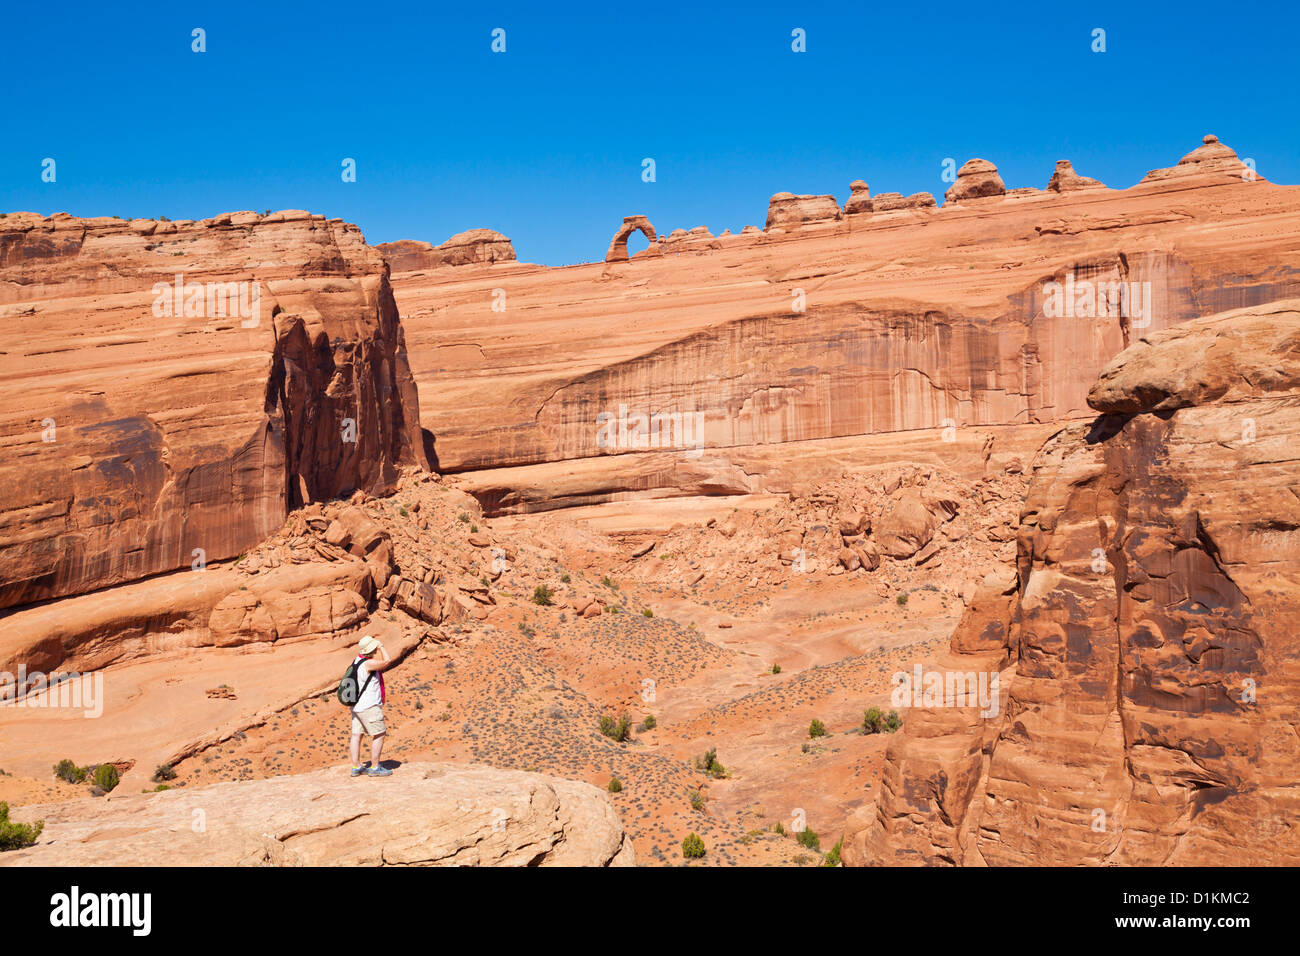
xmin=349 ymin=635 xmax=394 ymax=776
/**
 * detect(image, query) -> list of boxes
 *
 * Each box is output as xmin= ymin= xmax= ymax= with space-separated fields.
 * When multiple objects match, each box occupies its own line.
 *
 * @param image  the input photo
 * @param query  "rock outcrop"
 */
xmin=844 ymin=180 xmax=873 ymax=215
xmin=944 ymin=158 xmax=1006 ymax=203
xmin=605 ymin=215 xmax=657 ymax=263
xmin=871 ymin=191 xmax=937 ymax=211
xmin=765 ymin=192 xmax=842 ymax=230
xmin=1047 ymin=160 xmax=1105 ymax=193
xmin=844 ymin=300 xmax=1300 ymax=866
xmin=0 ymin=212 xmax=428 ymax=612
xmin=377 ymin=229 xmax=516 ymax=271
xmin=1140 ymin=134 xmax=1258 ymax=185
xmin=1 ymin=762 xmax=635 ymax=866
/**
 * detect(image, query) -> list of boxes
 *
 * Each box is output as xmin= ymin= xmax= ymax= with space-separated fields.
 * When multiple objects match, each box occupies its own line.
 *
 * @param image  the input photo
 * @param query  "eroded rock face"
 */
xmin=844 ymin=180 xmax=873 ymax=215
xmin=0 ymin=212 xmax=428 ymax=611
xmin=844 ymin=300 xmax=1300 ymax=866
xmin=765 ymin=192 xmax=843 ymax=230
xmin=1047 ymin=159 xmax=1105 ymax=193
xmin=866 ymin=191 xmax=936 ymax=211
xmin=0 ymin=762 xmax=635 ymax=867
xmin=376 ymin=230 xmax=515 ymax=271
xmin=944 ymin=158 xmax=1006 ymax=203
xmin=1140 ymin=133 xmax=1258 ymax=185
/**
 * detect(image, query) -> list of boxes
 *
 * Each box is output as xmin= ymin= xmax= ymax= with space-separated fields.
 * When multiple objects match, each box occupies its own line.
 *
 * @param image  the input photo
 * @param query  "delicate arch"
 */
xmin=605 ymin=215 xmax=657 ymax=263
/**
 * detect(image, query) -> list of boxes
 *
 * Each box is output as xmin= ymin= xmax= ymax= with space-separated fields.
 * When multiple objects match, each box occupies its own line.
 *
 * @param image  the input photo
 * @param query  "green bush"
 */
xmin=0 ymin=803 xmax=44 ymax=852
xmin=688 ymin=790 xmax=706 ymax=812
xmin=153 ymin=764 xmax=177 ymax=783
xmin=863 ymin=707 xmax=885 ymax=734
xmin=642 ymin=608 xmax=653 ymax=617
xmin=607 ymin=777 xmax=623 ymax=793
xmin=771 ymin=664 xmax=781 ymax=674
xmin=560 ymin=572 xmax=571 ymax=584
xmin=809 ymin=719 xmax=827 ymax=739
xmin=896 ymin=592 xmax=909 ymax=606
xmin=598 ymin=714 xmax=632 ymax=742
xmin=532 ymin=584 xmax=554 ymax=606
xmin=681 ymin=832 xmax=706 ymax=859
xmin=92 ymin=763 xmax=120 ymax=793
xmin=774 ymin=821 xmax=786 ymax=836
xmin=695 ymin=748 xmax=727 ymax=778
xmin=53 ymin=759 xmax=87 ymax=784
xmin=796 ymin=828 xmax=820 ymax=851
xmin=884 ymin=710 xmax=903 ymax=733
xmin=822 ymin=837 xmax=843 ymax=867
xmin=640 ymin=714 xmax=657 ymax=731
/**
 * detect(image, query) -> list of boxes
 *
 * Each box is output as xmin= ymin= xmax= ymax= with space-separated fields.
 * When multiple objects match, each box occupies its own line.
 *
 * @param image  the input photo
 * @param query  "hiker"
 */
xmin=348 ymin=635 xmax=394 ymax=777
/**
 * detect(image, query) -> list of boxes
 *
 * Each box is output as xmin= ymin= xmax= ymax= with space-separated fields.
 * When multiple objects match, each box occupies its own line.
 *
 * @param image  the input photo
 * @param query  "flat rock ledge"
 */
xmin=1 ymin=762 xmax=635 ymax=867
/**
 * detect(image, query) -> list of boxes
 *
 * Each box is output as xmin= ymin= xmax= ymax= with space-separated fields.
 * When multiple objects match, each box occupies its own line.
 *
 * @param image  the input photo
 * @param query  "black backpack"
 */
xmin=337 ymin=658 xmax=375 ymax=707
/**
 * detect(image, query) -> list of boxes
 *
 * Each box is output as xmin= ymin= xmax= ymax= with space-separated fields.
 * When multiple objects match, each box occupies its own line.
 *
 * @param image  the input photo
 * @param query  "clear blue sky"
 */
xmin=4 ymin=1 xmax=1297 ymax=265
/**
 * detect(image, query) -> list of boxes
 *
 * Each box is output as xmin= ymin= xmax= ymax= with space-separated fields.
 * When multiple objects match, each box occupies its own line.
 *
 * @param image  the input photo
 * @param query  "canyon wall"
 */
xmin=843 ymin=301 xmax=1300 ymax=866
xmin=0 ymin=211 xmax=427 ymax=611
xmin=388 ymin=136 xmax=1300 ymax=512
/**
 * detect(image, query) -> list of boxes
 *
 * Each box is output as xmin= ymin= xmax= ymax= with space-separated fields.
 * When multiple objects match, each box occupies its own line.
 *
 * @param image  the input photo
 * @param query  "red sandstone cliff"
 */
xmin=843 ymin=300 xmax=1300 ymax=866
xmin=0 ymin=210 xmax=427 ymax=611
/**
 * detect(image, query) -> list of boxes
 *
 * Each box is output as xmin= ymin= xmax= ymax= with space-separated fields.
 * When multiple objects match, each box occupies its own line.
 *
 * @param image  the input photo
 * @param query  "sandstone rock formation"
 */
xmin=392 ymin=135 xmax=1299 ymax=517
xmin=844 ymin=180 xmax=873 ymax=215
xmin=1140 ymin=134 xmax=1258 ymax=185
xmin=944 ymin=158 xmax=1006 ymax=203
xmin=1 ymin=763 xmax=634 ymax=866
xmin=376 ymin=229 xmax=516 ymax=271
xmin=1047 ymin=159 xmax=1105 ymax=193
xmin=765 ymin=192 xmax=842 ymax=230
xmin=605 ymin=215 xmax=657 ymax=262
xmin=844 ymin=300 xmax=1300 ymax=866
xmin=869 ymin=191 xmax=937 ymax=211
xmin=0 ymin=212 xmax=428 ymax=611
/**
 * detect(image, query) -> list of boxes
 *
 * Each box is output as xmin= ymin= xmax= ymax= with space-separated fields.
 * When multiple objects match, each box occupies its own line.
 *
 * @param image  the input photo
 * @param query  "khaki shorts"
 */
xmin=351 ymin=705 xmax=385 ymax=737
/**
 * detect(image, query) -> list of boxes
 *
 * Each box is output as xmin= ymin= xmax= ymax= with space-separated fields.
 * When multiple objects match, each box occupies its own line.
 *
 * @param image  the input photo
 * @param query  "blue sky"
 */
xmin=4 ymin=1 xmax=1297 ymax=265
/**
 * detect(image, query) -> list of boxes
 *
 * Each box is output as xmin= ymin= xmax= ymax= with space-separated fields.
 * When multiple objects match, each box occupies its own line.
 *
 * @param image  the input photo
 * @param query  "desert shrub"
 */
xmin=796 ymin=828 xmax=820 ymax=851
xmin=823 ymin=837 xmax=843 ymax=867
xmin=896 ymin=592 xmax=909 ymax=606
xmin=640 ymin=714 xmax=657 ymax=731
xmin=809 ymin=719 xmax=827 ymax=739
xmin=772 ymin=664 xmax=781 ymax=674
xmin=681 ymin=832 xmax=705 ymax=859
xmin=884 ymin=710 xmax=903 ymax=733
xmin=458 ymin=512 xmax=469 ymax=523
xmin=642 ymin=608 xmax=653 ymax=617
xmin=695 ymin=748 xmax=727 ymax=778
xmin=92 ymin=763 xmax=119 ymax=793
xmin=598 ymin=714 xmax=632 ymax=742
xmin=532 ymin=584 xmax=554 ymax=606
xmin=0 ymin=803 xmax=43 ymax=852
xmin=53 ymin=760 xmax=87 ymax=784
xmin=774 ymin=821 xmax=786 ymax=836
xmin=153 ymin=764 xmax=177 ymax=783
xmin=607 ymin=777 xmax=622 ymax=793
xmin=863 ymin=707 xmax=885 ymax=734
xmin=398 ymin=506 xmax=408 ymax=517
xmin=688 ymin=790 xmax=706 ymax=812
xmin=560 ymin=572 xmax=571 ymax=583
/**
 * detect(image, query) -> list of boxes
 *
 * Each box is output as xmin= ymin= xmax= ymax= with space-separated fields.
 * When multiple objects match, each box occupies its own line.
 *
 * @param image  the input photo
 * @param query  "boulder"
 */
xmin=944 ymin=158 xmax=1006 ymax=203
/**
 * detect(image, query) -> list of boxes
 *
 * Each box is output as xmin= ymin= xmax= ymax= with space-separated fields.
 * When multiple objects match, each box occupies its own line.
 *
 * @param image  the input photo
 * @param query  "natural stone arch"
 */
xmin=605 ymin=215 xmax=657 ymax=263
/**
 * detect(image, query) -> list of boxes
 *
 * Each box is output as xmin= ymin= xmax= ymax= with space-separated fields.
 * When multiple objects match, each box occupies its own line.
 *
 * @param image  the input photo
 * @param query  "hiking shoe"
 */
xmin=367 ymin=765 xmax=393 ymax=777
xmin=350 ymin=765 xmax=366 ymax=777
